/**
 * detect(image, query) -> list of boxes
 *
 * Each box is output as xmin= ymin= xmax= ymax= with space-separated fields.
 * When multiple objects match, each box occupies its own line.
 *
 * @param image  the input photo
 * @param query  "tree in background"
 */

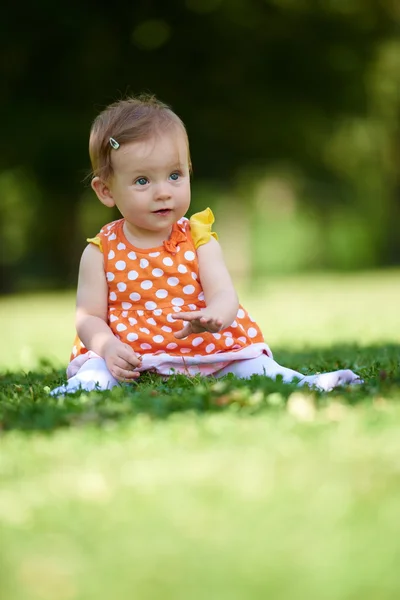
xmin=0 ymin=0 xmax=399 ymax=291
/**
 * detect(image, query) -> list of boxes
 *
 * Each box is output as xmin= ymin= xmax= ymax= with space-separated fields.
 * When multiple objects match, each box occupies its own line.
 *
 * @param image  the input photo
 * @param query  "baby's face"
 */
xmin=108 ymin=127 xmax=191 ymax=237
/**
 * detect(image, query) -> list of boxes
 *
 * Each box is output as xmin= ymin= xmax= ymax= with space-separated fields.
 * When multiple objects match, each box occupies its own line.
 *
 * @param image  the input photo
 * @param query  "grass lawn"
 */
xmin=1 ymin=271 xmax=399 ymax=600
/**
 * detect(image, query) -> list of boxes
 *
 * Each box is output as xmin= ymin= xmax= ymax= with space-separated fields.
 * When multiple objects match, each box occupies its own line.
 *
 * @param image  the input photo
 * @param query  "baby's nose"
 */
xmin=154 ymin=183 xmax=172 ymax=200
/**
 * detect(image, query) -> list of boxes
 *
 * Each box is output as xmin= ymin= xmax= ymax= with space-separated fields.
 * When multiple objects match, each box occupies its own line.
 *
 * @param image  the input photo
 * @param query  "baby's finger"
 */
xmin=111 ymin=366 xmax=141 ymax=381
xmin=170 ymin=311 xmax=203 ymax=322
xmin=116 ymin=357 xmax=140 ymax=371
xmin=174 ymin=323 xmax=193 ymax=339
xmin=199 ymin=316 xmax=211 ymax=324
xmin=120 ymin=344 xmax=142 ymax=367
xmin=199 ymin=317 xmax=222 ymax=331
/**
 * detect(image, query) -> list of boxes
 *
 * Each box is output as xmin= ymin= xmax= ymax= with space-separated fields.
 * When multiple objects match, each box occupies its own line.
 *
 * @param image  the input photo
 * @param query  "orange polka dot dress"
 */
xmin=67 ymin=208 xmax=272 ymax=378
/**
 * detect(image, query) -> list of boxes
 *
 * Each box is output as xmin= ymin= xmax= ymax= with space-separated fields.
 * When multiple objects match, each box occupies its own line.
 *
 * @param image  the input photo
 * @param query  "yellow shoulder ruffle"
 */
xmin=87 ymin=236 xmax=103 ymax=252
xmin=189 ymin=207 xmax=218 ymax=250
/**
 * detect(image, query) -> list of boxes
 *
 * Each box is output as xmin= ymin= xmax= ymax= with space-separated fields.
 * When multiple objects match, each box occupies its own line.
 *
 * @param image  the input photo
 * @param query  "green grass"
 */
xmin=1 ymin=271 xmax=400 ymax=600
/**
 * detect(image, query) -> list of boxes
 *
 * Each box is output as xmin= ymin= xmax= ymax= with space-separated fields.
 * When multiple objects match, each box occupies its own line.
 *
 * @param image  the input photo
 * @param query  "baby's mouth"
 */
xmin=153 ymin=208 xmax=172 ymax=215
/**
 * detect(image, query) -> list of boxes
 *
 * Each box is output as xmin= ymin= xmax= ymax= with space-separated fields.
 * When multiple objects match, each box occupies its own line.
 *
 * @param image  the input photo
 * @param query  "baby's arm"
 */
xmin=173 ymin=237 xmax=239 ymax=338
xmin=76 ymin=244 xmax=141 ymax=380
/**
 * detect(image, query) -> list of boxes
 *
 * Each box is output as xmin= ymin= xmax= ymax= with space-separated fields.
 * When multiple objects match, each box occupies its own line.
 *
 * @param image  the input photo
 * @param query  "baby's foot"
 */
xmin=49 ymin=372 xmax=118 ymax=396
xmin=302 ymin=369 xmax=363 ymax=392
xmin=49 ymin=378 xmax=96 ymax=396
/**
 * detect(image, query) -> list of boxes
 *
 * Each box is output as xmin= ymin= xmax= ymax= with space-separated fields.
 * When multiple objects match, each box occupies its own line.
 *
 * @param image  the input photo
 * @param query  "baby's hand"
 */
xmin=103 ymin=338 xmax=142 ymax=381
xmin=171 ymin=311 xmax=223 ymax=339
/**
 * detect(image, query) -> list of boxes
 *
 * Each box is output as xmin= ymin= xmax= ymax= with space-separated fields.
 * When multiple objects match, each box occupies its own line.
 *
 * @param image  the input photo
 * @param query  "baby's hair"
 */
xmin=89 ymin=94 xmax=191 ymax=181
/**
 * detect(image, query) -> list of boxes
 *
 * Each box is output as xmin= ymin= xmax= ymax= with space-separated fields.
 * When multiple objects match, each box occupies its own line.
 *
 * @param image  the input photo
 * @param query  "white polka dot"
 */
xmin=248 ymin=327 xmax=258 ymax=338
xmin=192 ymin=337 xmax=204 ymax=347
xmin=191 ymin=272 xmax=198 ymax=280
xmin=177 ymin=264 xmax=187 ymax=273
xmin=225 ymin=337 xmax=234 ymax=347
xmin=145 ymin=301 xmax=157 ymax=310
xmin=109 ymin=233 xmax=116 ymax=241
xmin=163 ymin=257 xmax=173 ymax=266
xmin=117 ymin=282 xmax=127 ymax=292
xmin=137 ymin=310 xmax=144 ymax=316
xmin=172 ymin=306 xmax=182 ymax=312
xmin=117 ymin=242 xmax=126 ymax=250
xmin=249 ymin=314 xmax=256 ymax=323
xmin=128 ymin=270 xmax=138 ymax=280
xmin=128 ymin=251 xmax=137 ymax=260
xmin=140 ymin=258 xmax=149 ymax=268
xmin=155 ymin=289 xmax=168 ymax=299
xmin=153 ymin=335 xmax=164 ymax=343
xmin=152 ymin=268 xmax=164 ymax=277
xmin=109 ymin=314 xmax=119 ymax=322
xmin=72 ymin=345 xmax=77 ymax=356
xmin=167 ymin=313 xmax=176 ymax=322
xmin=129 ymin=292 xmax=141 ymax=302
xmin=238 ymin=336 xmax=247 ymax=343
xmin=140 ymin=343 xmax=152 ymax=350
xmin=166 ymin=342 xmax=178 ymax=350
xmin=223 ymin=331 xmax=233 ymax=337
xmin=184 ymin=251 xmax=195 ymax=261
xmin=116 ymin=323 xmax=127 ymax=332
xmin=167 ymin=277 xmax=179 ymax=286
xmin=127 ymin=332 xmax=138 ymax=342
xmin=106 ymin=272 xmax=115 ymax=282
xmin=147 ymin=318 xmax=157 ymax=326
xmin=212 ymin=333 xmax=221 ymax=339
xmin=108 ymin=250 xmax=115 ymax=259
xmin=188 ymin=304 xmax=197 ymax=310
xmin=109 ymin=292 xmax=117 ymax=301
xmin=153 ymin=309 xmax=162 ymax=316
xmin=115 ymin=260 xmax=126 ymax=271
xmin=109 ymin=307 xmax=116 ymax=312
xmin=198 ymin=292 xmax=205 ymax=301
xmin=128 ymin=317 xmax=137 ymax=326
xmin=172 ymin=298 xmax=184 ymax=306
xmin=231 ymin=320 xmax=238 ymax=327
xmin=140 ymin=327 xmax=150 ymax=335
xmin=180 ymin=348 xmax=191 ymax=353
xmin=122 ymin=311 xmax=128 ymax=318
xmin=161 ymin=326 xmax=172 ymax=333
xmin=183 ymin=285 xmax=195 ymax=295
xmin=205 ymin=343 xmax=215 ymax=353
xmin=237 ymin=308 xmax=245 ymax=319
xmin=149 ymin=251 xmax=160 ymax=257
xmin=122 ymin=302 xmax=132 ymax=309
xmin=141 ymin=280 xmax=153 ymax=290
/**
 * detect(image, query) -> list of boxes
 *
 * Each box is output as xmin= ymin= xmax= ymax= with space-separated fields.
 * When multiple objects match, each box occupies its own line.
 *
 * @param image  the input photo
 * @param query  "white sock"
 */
xmin=50 ymin=358 xmax=119 ymax=396
xmin=301 ymin=370 xmax=363 ymax=392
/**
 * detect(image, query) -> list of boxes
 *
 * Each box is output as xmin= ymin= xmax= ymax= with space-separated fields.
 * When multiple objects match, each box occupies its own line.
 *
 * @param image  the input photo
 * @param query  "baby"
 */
xmin=51 ymin=95 xmax=362 ymax=395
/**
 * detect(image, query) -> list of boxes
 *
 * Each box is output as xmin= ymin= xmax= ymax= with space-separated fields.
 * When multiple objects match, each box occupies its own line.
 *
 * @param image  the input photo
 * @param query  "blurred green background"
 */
xmin=1 ymin=0 xmax=399 ymax=293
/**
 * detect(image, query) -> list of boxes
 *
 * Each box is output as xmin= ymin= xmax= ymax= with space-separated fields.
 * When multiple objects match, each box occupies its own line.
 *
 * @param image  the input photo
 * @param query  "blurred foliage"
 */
xmin=1 ymin=0 xmax=399 ymax=291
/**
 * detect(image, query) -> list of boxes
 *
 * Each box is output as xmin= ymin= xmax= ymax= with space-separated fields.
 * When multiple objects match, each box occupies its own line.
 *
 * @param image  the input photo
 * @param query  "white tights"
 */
xmin=215 ymin=355 xmax=361 ymax=390
xmin=50 ymin=355 xmax=362 ymax=396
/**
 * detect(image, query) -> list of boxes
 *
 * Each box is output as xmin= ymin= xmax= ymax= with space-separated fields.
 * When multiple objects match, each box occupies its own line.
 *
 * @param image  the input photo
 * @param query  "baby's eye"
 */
xmin=135 ymin=177 xmax=148 ymax=186
xmin=169 ymin=172 xmax=180 ymax=181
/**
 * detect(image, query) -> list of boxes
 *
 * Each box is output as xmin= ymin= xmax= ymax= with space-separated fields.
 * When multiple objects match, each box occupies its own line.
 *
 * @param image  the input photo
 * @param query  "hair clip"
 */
xmin=109 ymin=137 xmax=120 ymax=150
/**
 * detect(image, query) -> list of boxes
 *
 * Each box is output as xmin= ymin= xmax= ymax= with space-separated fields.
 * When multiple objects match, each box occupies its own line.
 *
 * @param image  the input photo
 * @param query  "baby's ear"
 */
xmin=91 ymin=177 xmax=115 ymax=208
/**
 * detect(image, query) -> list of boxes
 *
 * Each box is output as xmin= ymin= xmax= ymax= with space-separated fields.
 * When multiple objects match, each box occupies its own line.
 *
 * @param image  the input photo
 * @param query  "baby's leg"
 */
xmin=214 ymin=355 xmax=362 ymax=391
xmin=50 ymin=358 xmax=119 ymax=396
